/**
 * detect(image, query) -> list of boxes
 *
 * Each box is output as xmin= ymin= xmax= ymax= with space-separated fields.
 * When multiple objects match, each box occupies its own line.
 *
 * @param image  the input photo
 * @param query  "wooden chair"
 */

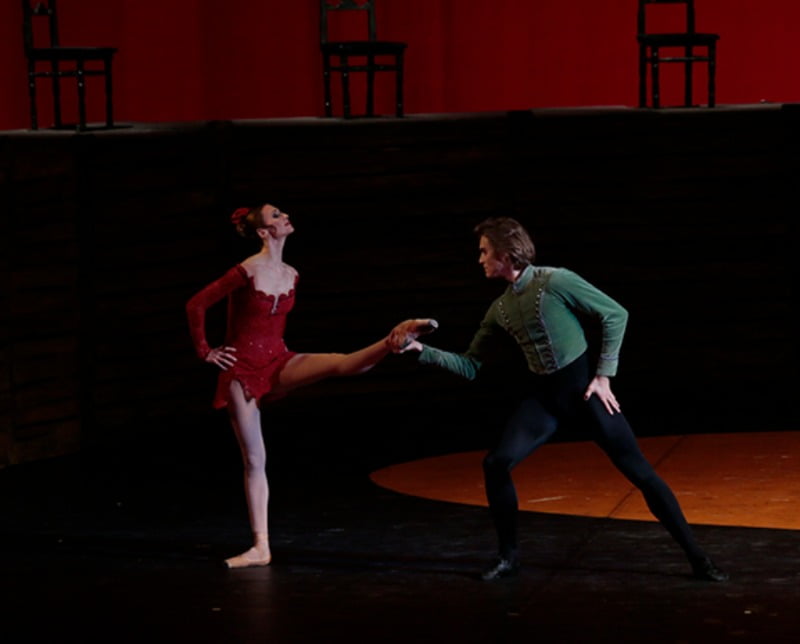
xmin=320 ymin=0 xmax=407 ymax=118
xmin=637 ymin=0 xmax=720 ymax=108
xmin=22 ymin=0 xmax=118 ymax=130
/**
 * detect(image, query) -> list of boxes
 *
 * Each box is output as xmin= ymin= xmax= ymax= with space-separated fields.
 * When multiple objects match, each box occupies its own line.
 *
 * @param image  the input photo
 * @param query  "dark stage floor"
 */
xmin=2 ymin=426 xmax=800 ymax=644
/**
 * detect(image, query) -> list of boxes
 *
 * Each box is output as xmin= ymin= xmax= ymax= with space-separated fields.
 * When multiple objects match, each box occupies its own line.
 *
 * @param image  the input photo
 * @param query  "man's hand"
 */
xmin=583 ymin=375 xmax=620 ymax=415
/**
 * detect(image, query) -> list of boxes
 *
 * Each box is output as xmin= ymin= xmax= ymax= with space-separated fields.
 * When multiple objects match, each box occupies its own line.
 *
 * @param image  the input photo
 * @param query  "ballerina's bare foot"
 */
xmin=224 ymin=545 xmax=272 ymax=569
xmin=389 ymin=318 xmax=439 ymax=351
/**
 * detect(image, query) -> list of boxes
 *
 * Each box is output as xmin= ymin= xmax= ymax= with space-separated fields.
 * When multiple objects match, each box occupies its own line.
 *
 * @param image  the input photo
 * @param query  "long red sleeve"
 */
xmin=185 ymin=265 xmax=247 ymax=360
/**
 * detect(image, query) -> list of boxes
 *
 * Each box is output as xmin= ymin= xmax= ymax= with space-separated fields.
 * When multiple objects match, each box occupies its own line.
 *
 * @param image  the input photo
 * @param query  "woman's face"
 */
xmin=259 ymin=204 xmax=294 ymax=238
xmin=478 ymin=235 xmax=510 ymax=279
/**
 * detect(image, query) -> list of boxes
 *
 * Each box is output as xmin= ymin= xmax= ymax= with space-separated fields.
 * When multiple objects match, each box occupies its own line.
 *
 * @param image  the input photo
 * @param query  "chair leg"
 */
xmin=651 ymin=48 xmax=660 ymax=109
xmin=638 ymin=47 xmax=647 ymax=108
xmin=396 ymin=54 xmax=404 ymax=117
xmin=27 ymin=66 xmax=39 ymax=130
xmin=708 ymin=44 xmax=717 ymax=108
xmin=322 ymin=57 xmax=333 ymax=117
xmin=76 ymin=60 xmax=87 ymax=131
xmin=684 ymin=47 xmax=694 ymax=107
xmin=339 ymin=55 xmax=351 ymax=119
xmin=105 ymin=58 xmax=114 ymax=128
xmin=366 ymin=55 xmax=375 ymax=117
xmin=52 ymin=61 xmax=63 ymax=128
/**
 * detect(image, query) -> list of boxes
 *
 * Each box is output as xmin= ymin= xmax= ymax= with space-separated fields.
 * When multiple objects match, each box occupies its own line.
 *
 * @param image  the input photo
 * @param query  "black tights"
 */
xmin=482 ymin=353 xmax=707 ymax=564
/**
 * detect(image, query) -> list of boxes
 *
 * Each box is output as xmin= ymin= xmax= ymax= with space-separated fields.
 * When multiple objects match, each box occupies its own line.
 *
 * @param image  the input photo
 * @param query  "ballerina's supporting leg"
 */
xmin=225 ymin=379 xmax=272 ymax=569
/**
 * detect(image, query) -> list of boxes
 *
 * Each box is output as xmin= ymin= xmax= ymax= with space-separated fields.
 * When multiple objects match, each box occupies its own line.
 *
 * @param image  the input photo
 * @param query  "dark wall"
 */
xmin=2 ymin=106 xmax=796 ymax=470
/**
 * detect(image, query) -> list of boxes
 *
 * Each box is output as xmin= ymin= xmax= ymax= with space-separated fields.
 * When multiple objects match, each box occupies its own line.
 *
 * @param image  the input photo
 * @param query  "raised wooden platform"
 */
xmin=371 ymin=431 xmax=800 ymax=530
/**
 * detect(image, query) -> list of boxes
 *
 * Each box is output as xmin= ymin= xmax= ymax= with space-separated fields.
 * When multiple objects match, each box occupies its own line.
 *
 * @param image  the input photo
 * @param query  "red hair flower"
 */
xmin=231 ymin=207 xmax=249 ymax=225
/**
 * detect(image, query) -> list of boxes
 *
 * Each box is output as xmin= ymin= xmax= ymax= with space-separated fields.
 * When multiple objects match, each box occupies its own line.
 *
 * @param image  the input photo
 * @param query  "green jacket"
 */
xmin=419 ymin=265 xmax=628 ymax=379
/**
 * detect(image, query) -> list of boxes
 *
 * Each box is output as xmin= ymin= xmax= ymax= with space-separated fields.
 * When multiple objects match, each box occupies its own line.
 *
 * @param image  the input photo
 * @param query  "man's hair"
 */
xmin=473 ymin=217 xmax=535 ymax=269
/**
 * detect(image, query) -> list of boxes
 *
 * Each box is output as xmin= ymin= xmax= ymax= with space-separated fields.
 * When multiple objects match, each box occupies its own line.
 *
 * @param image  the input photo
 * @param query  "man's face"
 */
xmin=478 ymin=235 xmax=508 ymax=279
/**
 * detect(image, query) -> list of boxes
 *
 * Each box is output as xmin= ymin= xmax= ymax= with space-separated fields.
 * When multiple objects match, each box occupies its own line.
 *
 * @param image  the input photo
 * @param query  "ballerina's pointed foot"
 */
xmin=407 ymin=318 xmax=439 ymax=337
xmin=389 ymin=318 xmax=439 ymax=351
xmin=224 ymin=546 xmax=272 ymax=569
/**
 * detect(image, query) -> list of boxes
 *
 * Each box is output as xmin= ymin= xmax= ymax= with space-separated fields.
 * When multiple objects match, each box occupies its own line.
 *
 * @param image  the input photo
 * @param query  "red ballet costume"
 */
xmin=186 ymin=264 xmax=298 ymax=409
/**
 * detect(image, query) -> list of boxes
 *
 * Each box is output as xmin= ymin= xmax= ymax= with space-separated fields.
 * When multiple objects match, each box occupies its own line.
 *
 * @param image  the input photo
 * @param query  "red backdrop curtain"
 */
xmin=2 ymin=0 xmax=799 ymax=130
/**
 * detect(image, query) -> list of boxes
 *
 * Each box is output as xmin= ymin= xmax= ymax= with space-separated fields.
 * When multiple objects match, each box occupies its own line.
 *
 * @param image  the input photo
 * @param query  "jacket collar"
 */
xmin=511 ymin=264 xmax=534 ymax=294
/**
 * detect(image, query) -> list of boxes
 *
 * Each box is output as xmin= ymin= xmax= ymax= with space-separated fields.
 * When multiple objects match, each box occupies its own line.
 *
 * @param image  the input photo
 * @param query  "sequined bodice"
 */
xmin=225 ymin=268 xmax=296 ymax=367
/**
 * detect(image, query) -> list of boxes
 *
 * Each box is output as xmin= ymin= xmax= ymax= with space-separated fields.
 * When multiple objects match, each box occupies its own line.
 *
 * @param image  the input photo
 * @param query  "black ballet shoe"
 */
xmin=690 ymin=556 xmax=729 ymax=582
xmin=480 ymin=557 xmax=520 ymax=581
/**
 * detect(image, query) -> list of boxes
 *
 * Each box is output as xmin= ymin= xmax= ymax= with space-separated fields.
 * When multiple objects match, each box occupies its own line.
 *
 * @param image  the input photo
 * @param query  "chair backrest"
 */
xmin=637 ymin=0 xmax=697 ymax=36
xmin=21 ymin=0 xmax=60 ymax=54
xmin=320 ymin=0 xmax=378 ymax=44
